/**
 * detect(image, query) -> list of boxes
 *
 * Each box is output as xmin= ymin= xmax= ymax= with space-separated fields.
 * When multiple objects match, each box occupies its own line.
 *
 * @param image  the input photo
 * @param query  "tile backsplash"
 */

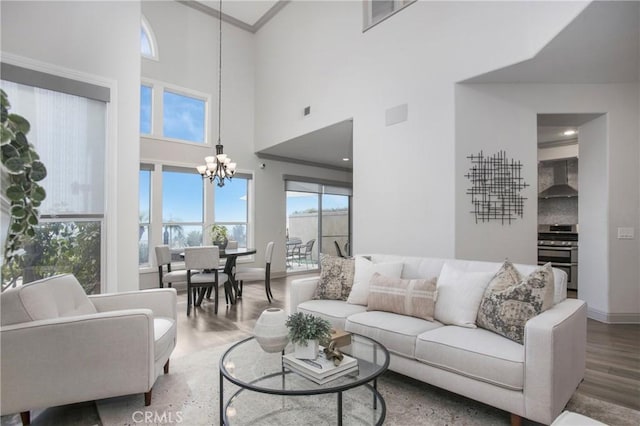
xmin=538 ymin=157 xmax=579 ymax=225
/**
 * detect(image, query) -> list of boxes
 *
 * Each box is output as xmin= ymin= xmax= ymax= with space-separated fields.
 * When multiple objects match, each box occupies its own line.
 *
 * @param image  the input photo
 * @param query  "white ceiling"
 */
xmin=195 ymin=1 xmax=280 ymax=27
xmin=465 ymin=1 xmax=639 ymax=84
xmin=537 ymin=113 xmax=604 ymax=145
xmin=257 ymin=120 xmax=354 ymax=171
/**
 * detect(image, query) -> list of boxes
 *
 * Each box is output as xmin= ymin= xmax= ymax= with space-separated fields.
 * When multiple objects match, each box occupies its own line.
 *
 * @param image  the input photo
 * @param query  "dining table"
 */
xmin=181 ymin=247 xmax=257 ymax=307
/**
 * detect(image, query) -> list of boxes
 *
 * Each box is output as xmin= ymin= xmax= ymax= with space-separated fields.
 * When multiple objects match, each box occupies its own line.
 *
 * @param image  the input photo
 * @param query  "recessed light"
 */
xmin=342 ymin=157 xmax=350 ymax=162
xmin=563 ymin=130 xmax=577 ymax=136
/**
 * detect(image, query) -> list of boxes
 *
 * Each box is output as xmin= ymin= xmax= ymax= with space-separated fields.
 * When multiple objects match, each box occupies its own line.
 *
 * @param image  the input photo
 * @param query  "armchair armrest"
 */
xmin=289 ymin=276 xmax=320 ymax=313
xmin=523 ymin=299 xmax=587 ymax=424
xmin=1 ymin=310 xmax=155 ymax=415
xmin=89 ymin=288 xmax=177 ymax=319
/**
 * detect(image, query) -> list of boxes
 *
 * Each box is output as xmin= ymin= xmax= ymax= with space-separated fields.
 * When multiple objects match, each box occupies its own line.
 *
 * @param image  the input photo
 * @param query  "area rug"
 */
xmin=97 ymin=341 xmax=640 ymax=426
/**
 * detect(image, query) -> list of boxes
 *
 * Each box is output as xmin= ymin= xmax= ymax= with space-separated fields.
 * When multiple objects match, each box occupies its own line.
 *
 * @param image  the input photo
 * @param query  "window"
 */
xmin=363 ymin=0 xmax=416 ymax=31
xmin=141 ymin=16 xmax=158 ymax=60
xmin=139 ymin=167 xmax=152 ymax=265
xmin=162 ymin=168 xmax=203 ymax=259
xmin=215 ymin=176 xmax=250 ymax=247
xmin=162 ymin=90 xmax=206 ymax=143
xmin=140 ymin=84 xmax=152 ymax=135
xmin=284 ymin=177 xmax=352 ymax=272
xmin=1 ymin=76 xmax=107 ymax=294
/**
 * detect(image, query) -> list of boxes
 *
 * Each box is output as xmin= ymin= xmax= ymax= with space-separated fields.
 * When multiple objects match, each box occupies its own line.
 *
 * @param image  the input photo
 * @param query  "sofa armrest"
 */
xmin=89 ymin=288 xmax=177 ymax=319
xmin=0 ymin=310 xmax=155 ymax=415
xmin=523 ymin=299 xmax=587 ymax=424
xmin=288 ymin=276 xmax=320 ymax=313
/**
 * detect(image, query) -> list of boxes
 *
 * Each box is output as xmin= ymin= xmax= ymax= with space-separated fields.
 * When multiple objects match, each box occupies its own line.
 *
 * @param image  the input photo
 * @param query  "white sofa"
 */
xmin=1 ymin=274 xmax=177 ymax=425
xmin=290 ymin=255 xmax=587 ymax=425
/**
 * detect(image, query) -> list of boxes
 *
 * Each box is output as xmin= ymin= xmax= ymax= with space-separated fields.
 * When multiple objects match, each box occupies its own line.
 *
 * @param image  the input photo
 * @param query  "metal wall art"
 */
xmin=465 ymin=150 xmax=529 ymax=224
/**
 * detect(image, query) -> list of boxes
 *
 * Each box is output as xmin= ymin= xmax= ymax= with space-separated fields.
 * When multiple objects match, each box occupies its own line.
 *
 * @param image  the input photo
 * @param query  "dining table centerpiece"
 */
xmin=209 ymin=224 xmax=228 ymax=250
xmin=285 ymin=312 xmax=332 ymax=360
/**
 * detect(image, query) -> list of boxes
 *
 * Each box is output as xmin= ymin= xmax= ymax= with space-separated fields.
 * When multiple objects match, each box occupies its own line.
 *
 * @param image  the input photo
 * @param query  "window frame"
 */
xmin=362 ymin=0 xmax=416 ymax=32
xmin=214 ymin=175 xmax=252 ymax=249
xmin=140 ymin=78 xmax=211 ymax=147
xmin=139 ymin=166 xmax=153 ymax=266
xmin=141 ymin=15 xmax=159 ymax=61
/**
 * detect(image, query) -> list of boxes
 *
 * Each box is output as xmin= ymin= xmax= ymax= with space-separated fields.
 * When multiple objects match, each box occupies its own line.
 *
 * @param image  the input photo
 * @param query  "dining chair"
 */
xmin=184 ymin=246 xmax=228 ymax=315
xmin=334 ymin=240 xmax=345 ymax=258
xmin=286 ymin=238 xmax=302 ymax=267
xmin=155 ymin=245 xmax=188 ymax=288
xmin=298 ymin=239 xmax=315 ymax=267
xmin=234 ymin=241 xmax=275 ymax=303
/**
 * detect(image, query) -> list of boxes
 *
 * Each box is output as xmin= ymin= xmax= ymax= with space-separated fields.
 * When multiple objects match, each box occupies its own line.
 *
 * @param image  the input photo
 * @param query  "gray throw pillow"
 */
xmin=476 ymin=261 xmax=555 ymax=344
xmin=313 ymin=254 xmax=355 ymax=301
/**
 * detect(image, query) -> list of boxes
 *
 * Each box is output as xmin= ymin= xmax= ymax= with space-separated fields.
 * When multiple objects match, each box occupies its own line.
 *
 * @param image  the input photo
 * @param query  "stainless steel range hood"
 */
xmin=539 ymin=160 xmax=578 ymax=199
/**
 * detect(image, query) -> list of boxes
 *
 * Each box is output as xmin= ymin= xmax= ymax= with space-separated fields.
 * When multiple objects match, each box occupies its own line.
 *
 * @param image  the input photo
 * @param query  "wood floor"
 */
xmin=2 ymin=274 xmax=638 ymax=425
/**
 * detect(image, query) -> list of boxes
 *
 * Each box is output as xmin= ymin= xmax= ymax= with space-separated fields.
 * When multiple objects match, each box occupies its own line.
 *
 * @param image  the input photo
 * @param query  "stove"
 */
xmin=538 ymin=224 xmax=578 ymax=291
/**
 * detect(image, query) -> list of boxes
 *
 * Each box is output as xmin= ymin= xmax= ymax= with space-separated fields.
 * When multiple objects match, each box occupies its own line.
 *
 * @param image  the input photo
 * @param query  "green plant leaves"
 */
xmin=9 ymin=114 xmax=30 ymax=134
xmin=10 ymin=205 xmax=26 ymax=219
xmin=30 ymin=161 xmax=47 ymax=181
xmin=6 ymin=185 xmax=24 ymax=201
xmin=31 ymin=185 xmax=46 ymax=202
xmin=4 ymin=157 xmax=24 ymax=174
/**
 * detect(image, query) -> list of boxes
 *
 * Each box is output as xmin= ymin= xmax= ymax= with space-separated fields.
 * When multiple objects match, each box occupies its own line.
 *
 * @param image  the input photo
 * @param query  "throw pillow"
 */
xmin=367 ymin=273 xmax=438 ymax=321
xmin=476 ymin=261 xmax=555 ymax=344
xmin=346 ymin=256 xmax=404 ymax=305
xmin=312 ymin=254 xmax=355 ymax=301
xmin=433 ymin=263 xmax=494 ymax=328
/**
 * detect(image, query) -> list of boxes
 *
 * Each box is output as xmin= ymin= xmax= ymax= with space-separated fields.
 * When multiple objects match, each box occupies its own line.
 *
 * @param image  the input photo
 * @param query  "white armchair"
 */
xmin=0 ymin=274 xmax=177 ymax=425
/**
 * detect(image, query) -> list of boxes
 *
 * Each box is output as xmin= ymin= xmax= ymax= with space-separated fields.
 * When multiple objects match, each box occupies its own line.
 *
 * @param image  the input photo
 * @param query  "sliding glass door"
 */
xmin=285 ymin=178 xmax=352 ymax=273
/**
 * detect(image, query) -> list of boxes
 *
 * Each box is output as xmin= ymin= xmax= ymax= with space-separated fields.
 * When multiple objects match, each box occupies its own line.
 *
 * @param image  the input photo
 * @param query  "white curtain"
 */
xmin=1 ymin=81 xmax=106 ymax=216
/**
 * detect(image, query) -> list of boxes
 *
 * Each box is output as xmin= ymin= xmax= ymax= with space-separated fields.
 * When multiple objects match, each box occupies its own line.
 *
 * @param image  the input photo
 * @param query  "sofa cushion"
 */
xmin=415 ymin=326 xmax=525 ymax=390
xmin=154 ymin=317 xmax=176 ymax=361
xmin=476 ymin=261 xmax=555 ymax=344
xmin=298 ymin=300 xmax=366 ymax=330
xmin=434 ymin=264 xmax=494 ymax=328
xmin=313 ymin=254 xmax=355 ymax=301
xmin=347 ymin=256 xmax=404 ymax=305
xmin=367 ymin=273 xmax=438 ymax=321
xmin=1 ymin=274 xmax=96 ymax=325
xmin=345 ymin=311 xmax=442 ymax=358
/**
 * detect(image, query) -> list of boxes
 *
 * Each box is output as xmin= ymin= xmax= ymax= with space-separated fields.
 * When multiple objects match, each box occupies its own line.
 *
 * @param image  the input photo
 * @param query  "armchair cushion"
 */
xmin=1 ymin=274 xmax=96 ymax=326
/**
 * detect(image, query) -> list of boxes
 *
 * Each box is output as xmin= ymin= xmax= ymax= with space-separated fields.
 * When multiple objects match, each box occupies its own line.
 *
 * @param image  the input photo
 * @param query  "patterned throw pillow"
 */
xmin=313 ymin=254 xmax=355 ymax=300
xmin=367 ymin=273 xmax=438 ymax=321
xmin=476 ymin=261 xmax=555 ymax=344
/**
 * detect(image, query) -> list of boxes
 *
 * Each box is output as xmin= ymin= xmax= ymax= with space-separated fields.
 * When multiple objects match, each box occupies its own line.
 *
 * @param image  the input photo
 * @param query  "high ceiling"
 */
xmin=190 ymin=1 xmax=282 ymax=31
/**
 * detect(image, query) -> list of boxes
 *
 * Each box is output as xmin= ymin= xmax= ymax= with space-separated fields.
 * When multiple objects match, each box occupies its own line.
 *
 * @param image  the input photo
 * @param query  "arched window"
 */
xmin=141 ymin=16 xmax=158 ymax=60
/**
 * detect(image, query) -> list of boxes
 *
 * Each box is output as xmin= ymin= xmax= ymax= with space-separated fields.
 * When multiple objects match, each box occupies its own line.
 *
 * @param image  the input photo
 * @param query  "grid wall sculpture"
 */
xmin=465 ymin=150 xmax=529 ymax=224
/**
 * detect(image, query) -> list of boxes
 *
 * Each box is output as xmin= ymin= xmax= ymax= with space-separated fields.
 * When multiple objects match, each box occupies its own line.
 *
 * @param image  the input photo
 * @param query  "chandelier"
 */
xmin=196 ymin=0 xmax=236 ymax=187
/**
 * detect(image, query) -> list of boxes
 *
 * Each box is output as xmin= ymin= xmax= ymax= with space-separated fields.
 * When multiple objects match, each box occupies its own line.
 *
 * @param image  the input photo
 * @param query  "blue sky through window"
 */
xmin=163 ymin=91 xmax=205 ymax=143
xmin=141 ymin=28 xmax=153 ymax=57
xmin=139 ymin=170 xmax=151 ymax=222
xmin=140 ymin=85 xmax=152 ymax=134
xmin=215 ymin=178 xmax=247 ymax=223
xmin=163 ymin=172 xmax=203 ymax=222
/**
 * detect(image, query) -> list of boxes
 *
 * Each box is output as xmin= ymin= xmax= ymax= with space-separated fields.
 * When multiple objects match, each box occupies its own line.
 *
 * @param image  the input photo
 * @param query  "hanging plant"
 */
xmin=1 ymin=88 xmax=47 ymax=269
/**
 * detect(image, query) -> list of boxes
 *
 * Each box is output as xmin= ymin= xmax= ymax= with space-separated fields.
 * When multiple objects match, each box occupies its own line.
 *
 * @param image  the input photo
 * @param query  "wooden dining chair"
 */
xmin=184 ymin=246 xmax=228 ymax=315
xmin=234 ymin=241 xmax=275 ymax=303
xmin=155 ymin=245 xmax=187 ymax=288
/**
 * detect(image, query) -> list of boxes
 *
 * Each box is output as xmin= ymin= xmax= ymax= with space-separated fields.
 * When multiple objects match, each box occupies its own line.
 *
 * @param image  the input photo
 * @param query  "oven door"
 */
xmin=538 ymin=246 xmax=578 ymax=264
xmin=539 ymin=262 xmax=578 ymax=291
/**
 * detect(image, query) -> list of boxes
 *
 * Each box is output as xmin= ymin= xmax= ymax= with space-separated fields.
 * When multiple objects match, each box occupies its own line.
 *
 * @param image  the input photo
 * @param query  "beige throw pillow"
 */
xmin=367 ymin=273 xmax=438 ymax=321
xmin=476 ymin=261 xmax=555 ymax=344
xmin=346 ymin=256 xmax=404 ymax=305
xmin=313 ymin=254 xmax=355 ymax=301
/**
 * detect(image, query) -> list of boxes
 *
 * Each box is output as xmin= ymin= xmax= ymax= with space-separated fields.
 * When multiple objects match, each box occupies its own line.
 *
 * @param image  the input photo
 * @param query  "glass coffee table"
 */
xmin=219 ymin=335 xmax=389 ymax=425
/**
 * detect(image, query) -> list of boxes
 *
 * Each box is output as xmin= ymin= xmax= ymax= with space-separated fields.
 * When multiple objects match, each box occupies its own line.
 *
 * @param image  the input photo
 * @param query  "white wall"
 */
xmin=455 ymin=83 xmax=639 ymax=321
xmin=578 ymin=115 xmax=608 ymax=316
xmin=1 ymin=1 xmax=141 ymax=292
xmin=138 ymin=1 xmax=350 ymax=289
xmin=254 ymin=0 xmax=588 ymax=258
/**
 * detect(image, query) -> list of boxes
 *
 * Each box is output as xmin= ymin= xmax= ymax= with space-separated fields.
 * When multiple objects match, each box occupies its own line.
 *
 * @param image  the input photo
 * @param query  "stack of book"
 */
xmin=283 ymin=350 xmax=358 ymax=384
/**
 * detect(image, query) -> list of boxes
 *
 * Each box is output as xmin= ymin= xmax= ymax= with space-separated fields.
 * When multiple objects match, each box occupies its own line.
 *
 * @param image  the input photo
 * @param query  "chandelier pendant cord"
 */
xmin=217 ymin=0 xmax=222 ymax=146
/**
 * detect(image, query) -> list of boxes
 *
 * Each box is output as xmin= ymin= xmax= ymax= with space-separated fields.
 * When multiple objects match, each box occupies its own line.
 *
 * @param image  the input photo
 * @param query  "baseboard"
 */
xmin=588 ymin=307 xmax=640 ymax=324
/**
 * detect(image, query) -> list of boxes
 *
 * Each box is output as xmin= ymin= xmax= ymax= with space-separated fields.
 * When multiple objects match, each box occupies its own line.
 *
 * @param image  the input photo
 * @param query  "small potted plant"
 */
xmin=285 ymin=312 xmax=332 ymax=359
xmin=209 ymin=224 xmax=228 ymax=249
